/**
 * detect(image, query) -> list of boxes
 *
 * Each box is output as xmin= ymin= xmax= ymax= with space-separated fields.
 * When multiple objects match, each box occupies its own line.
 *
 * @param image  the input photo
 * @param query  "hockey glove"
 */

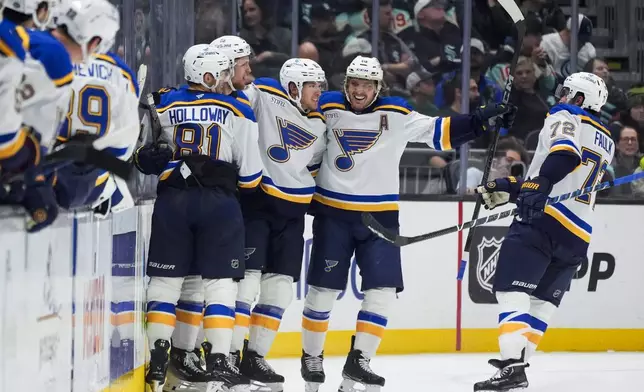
xmin=474 ymin=176 xmax=523 ymax=210
xmin=516 ymin=176 xmax=553 ymax=224
xmin=134 ymin=143 xmax=173 ymax=175
xmin=472 ymin=103 xmax=517 ymax=134
xmin=23 ymin=173 xmax=59 ymax=233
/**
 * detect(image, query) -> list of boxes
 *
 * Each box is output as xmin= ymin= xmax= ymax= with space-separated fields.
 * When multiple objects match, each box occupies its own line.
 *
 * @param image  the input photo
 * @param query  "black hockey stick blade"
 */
xmin=361 ymin=212 xmax=409 ymax=246
xmin=46 ymin=142 xmax=132 ymax=180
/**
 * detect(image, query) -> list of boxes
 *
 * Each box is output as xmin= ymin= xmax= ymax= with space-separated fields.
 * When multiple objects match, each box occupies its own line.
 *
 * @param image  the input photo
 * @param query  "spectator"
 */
xmin=609 ymin=126 xmax=643 ymax=196
xmin=405 ymin=70 xmax=439 ymax=115
xmin=540 ymin=14 xmax=596 ymax=80
xmin=299 ymin=2 xmax=348 ymax=89
xmin=460 ymin=136 xmax=529 ymax=191
xmin=411 ymin=0 xmax=462 ymax=75
xmin=434 ymin=38 xmax=502 ymax=108
xmin=520 ymin=0 xmax=566 ymax=34
xmin=440 ymin=72 xmax=480 ymax=117
xmin=583 ymin=57 xmax=627 ymax=124
xmin=508 ymin=56 xmax=550 ymax=145
xmin=239 ymin=0 xmax=292 ymax=79
xmin=342 ymin=0 xmax=416 ymax=94
xmin=610 ymin=85 xmax=644 ymax=153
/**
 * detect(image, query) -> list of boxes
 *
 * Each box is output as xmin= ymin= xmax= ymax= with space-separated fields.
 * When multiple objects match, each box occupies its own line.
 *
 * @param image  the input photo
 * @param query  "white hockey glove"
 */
xmin=474 ymin=176 xmax=523 ymax=210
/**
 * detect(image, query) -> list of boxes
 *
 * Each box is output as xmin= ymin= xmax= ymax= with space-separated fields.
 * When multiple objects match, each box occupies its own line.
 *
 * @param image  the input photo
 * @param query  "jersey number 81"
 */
xmin=173 ymin=123 xmax=221 ymax=159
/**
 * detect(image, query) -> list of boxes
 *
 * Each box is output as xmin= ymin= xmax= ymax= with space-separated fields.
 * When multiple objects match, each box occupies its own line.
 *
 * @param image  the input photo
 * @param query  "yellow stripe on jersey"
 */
xmin=54 ymin=71 xmax=74 ymax=87
xmin=15 ymin=26 xmax=29 ymax=51
xmin=260 ymin=183 xmax=313 ymax=204
xmin=95 ymin=54 xmax=116 ymax=65
xmin=256 ymin=84 xmax=289 ymax=99
xmin=0 ymin=128 xmax=28 ymax=159
xmin=238 ymin=175 xmax=262 ymax=189
xmin=307 ymin=112 xmax=326 ymax=122
xmin=544 ymin=205 xmax=591 ymax=243
xmin=95 ymin=172 xmax=110 ymax=186
xmin=156 ymin=99 xmax=245 ymax=118
xmin=550 ymin=145 xmax=579 ymax=154
xmin=312 ymin=193 xmax=399 ymax=212
xmin=236 ymin=97 xmax=251 ymax=106
xmin=321 ymin=102 xmax=346 ymax=111
xmin=0 ymin=38 xmax=15 ymax=57
xmin=372 ymin=104 xmax=411 ymax=115
xmin=441 ymin=117 xmax=452 ymax=150
xmin=579 ymin=115 xmax=611 ymax=137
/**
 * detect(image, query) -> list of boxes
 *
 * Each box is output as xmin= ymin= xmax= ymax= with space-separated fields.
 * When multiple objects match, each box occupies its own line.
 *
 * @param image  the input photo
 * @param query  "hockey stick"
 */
xmin=136 ymin=64 xmax=148 ymax=99
xmin=363 ymin=170 xmax=644 ymax=246
xmin=457 ymin=0 xmax=525 ymax=281
xmin=45 ymin=141 xmax=132 ymax=180
xmin=146 ymin=91 xmax=163 ymax=143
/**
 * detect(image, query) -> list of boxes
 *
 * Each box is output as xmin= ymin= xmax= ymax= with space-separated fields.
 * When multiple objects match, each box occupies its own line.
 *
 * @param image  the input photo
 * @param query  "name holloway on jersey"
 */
xmin=155 ymin=86 xmax=263 ymax=189
xmin=244 ymin=77 xmax=326 ymax=216
xmin=526 ymin=103 xmax=614 ymax=254
xmin=314 ymin=91 xmax=456 ymax=226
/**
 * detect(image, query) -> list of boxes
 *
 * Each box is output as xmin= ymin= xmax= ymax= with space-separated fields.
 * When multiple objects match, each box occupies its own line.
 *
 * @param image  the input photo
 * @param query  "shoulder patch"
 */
xmin=95 ymin=52 xmax=140 ymax=97
xmin=28 ymin=30 xmax=73 ymax=87
xmin=319 ymin=91 xmax=346 ymax=112
xmin=255 ymin=77 xmax=288 ymax=100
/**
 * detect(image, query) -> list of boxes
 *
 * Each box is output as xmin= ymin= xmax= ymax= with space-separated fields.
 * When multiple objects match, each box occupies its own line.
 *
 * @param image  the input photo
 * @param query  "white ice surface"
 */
xmin=270 ymin=352 xmax=644 ymax=392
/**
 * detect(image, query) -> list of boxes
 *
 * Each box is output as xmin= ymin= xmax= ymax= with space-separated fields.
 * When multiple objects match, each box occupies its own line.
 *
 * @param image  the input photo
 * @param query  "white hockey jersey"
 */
xmin=0 ymin=21 xmax=31 ymax=170
xmin=155 ymin=86 xmax=263 ymax=189
xmin=526 ymin=103 xmax=614 ymax=253
xmin=244 ymin=77 xmax=326 ymax=216
xmin=57 ymin=52 xmax=140 ymax=211
xmin=314 ymin=91 xmax=475 ymax=226
xmin=20 ymin=29 xmax=73 ymax=152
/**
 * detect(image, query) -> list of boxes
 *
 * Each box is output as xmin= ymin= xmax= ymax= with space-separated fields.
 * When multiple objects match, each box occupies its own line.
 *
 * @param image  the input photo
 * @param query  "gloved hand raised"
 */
xmin=472 ymin=103 xmax=517 ymax=134
xmin=474 ymin=176 xmax=523 ymax=210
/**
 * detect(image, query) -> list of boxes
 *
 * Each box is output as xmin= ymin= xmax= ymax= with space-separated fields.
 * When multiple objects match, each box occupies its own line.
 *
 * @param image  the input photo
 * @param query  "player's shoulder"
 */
xmin=231 ymin=89 xmax=251 ymax=106
xmin=159 ymin=88 xmax=256 ymax=121
xmin=0 ymin=21 xmax=29 ymax=61
xmin=253 ymin=77 xmax=289 ymax=100
xmin=319 ymin=91 xmax=346 ymax=112
xmin=94 ymin=52 xmax=140 ymax=97
xmin=27 ymin=30 xmax=73 ymax=87
xmin=372 ymin=96 xmax=413 ymax=115
xmin=549 ymin=103 xmax=611 ymax=138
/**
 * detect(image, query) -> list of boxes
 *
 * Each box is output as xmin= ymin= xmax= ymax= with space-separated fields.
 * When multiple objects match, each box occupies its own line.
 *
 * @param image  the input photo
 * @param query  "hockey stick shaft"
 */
xmin=458 ymin=0 xmax=525 ymax=280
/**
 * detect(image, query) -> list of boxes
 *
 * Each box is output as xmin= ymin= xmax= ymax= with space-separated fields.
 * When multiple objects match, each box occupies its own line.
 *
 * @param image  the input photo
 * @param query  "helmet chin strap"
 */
xmin=288 ymin=83 xmax=308 ymax=113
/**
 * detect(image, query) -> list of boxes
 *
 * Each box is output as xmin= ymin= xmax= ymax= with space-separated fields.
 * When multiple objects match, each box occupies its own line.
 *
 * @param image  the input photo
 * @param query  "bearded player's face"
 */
xmin=346 ymin=78 xmax=377 ymax=111
xmin=232 ymin=56 xmax=252 ymax=89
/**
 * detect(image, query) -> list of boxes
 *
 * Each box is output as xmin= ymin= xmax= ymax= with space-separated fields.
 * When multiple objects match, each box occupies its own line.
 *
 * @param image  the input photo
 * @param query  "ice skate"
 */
xmin=301 ymin=350 xmax=325 ymax=392
xmin=163 ymin=347 xmax=226 ymax=392
xmin=203 ymin=342 xmax=254 ymax=392
xmin=474 ymin=358 xmax=529 ymax=391
xmin=239 ymin=348 xmax=284 ymax=392
xmin=338 ymin=348 xmax=385 ymax=392
xmin=146 ymin=339 xmax=171 ymax=392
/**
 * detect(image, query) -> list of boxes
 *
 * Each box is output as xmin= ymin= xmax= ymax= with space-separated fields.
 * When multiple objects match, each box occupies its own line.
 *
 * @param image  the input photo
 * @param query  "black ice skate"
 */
xmin=193 ymin=347 xmax=207 ymax=369
xmin=339 ymin=336 xmax=385 ymax=392
xmin=203 ymin=341 xmax=253 ymax=392
xmin=239 ymin=348 xmax=285 ymax=392
xmin=474 ymin=358 xmax=530 ymax=391
xmin=146 ymin=339 xmax=171 ymax=392
xmin=164 ymin=347 xmax=226 ymax=392
xmin=300 ymin=350 xmax=325 ymax=392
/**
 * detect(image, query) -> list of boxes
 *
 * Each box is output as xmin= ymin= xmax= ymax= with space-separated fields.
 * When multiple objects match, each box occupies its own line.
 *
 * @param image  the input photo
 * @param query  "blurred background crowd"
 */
xmin=108 ymin=0 xmax=644 ymax=200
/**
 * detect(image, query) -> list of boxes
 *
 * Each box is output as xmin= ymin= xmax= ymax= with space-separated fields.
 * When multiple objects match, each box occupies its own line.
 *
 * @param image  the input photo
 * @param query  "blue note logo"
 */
xmin=324 ymin=259 xmax=339 ymax=272
xmin=332 ymin=128 xmax=381 ymax=171
xmin=267 ymin=117 xmax=317 ymax=162
xmin=244 ymin=248 xmax=256 ymax=260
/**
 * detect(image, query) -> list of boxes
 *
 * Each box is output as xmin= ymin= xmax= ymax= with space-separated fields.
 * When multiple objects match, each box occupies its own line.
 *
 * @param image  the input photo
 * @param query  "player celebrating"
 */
xmin=229 ymin=58 xmax=327 ymax=391
xmin=472 ymin=72 xmax=611 ymax=391
xmin=301 ymin=56 xmax=516 ymax=392
xmin=136 ymin=49 xmax=262 ymax=392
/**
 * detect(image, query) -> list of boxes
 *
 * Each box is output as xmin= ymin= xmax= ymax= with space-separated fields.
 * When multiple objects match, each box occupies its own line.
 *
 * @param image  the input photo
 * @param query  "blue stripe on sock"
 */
xmin=508 ymin=313 xmax=532 ymax=324
xmin=529 ymin=315 xmax=548 ymax=333
xmin=357 ymin=311 xmax=387 ymax=327
xmin=303 ymin=307 xmax=330 ymax=321
xmin=147 ymin=301 xmax=175 ymax=314
xmin=498 ymin=311 xmax=513 ymax=323
xmin=111 ymin=301 xmax=135 ymax=313
xmin=204 ymin=304 xmax=235 ymax=318
xmin=176 ymin=301 xmax=204 ymax=313
xmin=253 ymin=304 xmax=284 ymax=319
xmin=235 ymin=301 xmax=251 ymax=316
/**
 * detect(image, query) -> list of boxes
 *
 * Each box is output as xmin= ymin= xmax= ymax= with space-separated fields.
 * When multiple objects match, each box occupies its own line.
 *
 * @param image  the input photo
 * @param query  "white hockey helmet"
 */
xmin=557 ymin=71 xmax=608 ymax=112
xmin=344 ymin=55 xmax=384 ymax=107
xmin=279 ymin=58 xmax=326 ymax=112
xmin=209 ymin=35 xmax=252 ymax=62
xmin=183 ymin=44 xmax=210 ymax=83
xmin=3 ymin=0 xmax=57 ymax=29
xmin=190 ymin=49 xmax=234 ymax=91
xmin=56 ymin=0 xmax=120 ymax=60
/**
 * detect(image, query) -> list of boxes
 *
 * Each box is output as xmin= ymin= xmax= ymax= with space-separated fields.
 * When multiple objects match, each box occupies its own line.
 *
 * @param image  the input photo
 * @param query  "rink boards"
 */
xmin=0 ymin=201 xmax=642 ymax=391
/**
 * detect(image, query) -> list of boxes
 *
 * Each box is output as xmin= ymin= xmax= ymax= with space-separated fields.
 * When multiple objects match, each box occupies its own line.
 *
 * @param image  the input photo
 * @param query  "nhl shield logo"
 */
xmin=476 ymin=237 xmax=503 ymax=294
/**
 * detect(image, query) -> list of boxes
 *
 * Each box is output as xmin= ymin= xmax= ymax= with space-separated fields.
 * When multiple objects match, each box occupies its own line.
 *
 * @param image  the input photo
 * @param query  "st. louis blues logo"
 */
xmin=333 ymin=128 xmax=381 ymax=171
xmin=267 ymin=117 xmax=317 ymax=162
xmin=244 ymin=248 xmax=256 ymax=261
xmin=324 ymin=259 xmax=339 ymax=272
xmin=476 ymin=236 xmax=503 ymax=294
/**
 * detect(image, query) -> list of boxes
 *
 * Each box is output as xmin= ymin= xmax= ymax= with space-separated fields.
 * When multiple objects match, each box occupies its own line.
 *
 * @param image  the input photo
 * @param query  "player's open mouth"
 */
xmin=352 ymin=94 xmax=366 ymax=102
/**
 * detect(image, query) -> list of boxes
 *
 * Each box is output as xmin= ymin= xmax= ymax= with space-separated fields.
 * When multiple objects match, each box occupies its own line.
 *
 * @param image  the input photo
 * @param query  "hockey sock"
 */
xmin=525 ymin=296 xmax=556 ymax=361
xmin=301 ymin=285 xmax=340 ymax=357
xmin=231 ymin=270 xmax=261 ymax=353
xmin=248 ymin=304 xmax=284 ymax=356
xmin=172 ymin=275 xmax=205 ymax=351
xmin=195 ymin=319 xmax=205 ymax=350
xmin=203 ymin=278 xmax=237 ymax=355
xmin=145 ymin=277 xmax=183 ymax=345
xmin=111 ymin=276 xmax=136 ymax=343
xmin=247 ymin=273 xmax=293 ymax=356
xmin=496 ymin=291 xmax=532 ymax=360
xmin=354 ymin=288 xmax=396 ymax=358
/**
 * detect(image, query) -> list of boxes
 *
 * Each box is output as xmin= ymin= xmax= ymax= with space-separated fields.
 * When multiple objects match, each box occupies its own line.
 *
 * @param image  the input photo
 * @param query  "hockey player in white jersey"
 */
xmin=473 ymin=72 xmax=612 ymax=391
xmin=302 ymin=56 xmax=516 ymax=392
xmin=210 ymin=35 xmax=253 ymax=90
xmin=135 ymin=49 xmax=262 ymax=392
xmin=227 ymin=58 xmax=327 ymax=391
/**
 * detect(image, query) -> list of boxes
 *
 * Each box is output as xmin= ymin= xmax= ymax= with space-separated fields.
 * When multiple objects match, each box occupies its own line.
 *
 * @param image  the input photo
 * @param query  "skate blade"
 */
xmin=305 ymin=381 xmax=322 ymax=392
xmin=339 ymin=378 xmax=382 ymax=392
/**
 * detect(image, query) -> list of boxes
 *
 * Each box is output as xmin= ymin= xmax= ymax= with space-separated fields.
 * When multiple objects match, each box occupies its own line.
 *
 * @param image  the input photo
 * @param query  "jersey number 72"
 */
xmin=576 ymin=147 xmax=608 ymax=206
